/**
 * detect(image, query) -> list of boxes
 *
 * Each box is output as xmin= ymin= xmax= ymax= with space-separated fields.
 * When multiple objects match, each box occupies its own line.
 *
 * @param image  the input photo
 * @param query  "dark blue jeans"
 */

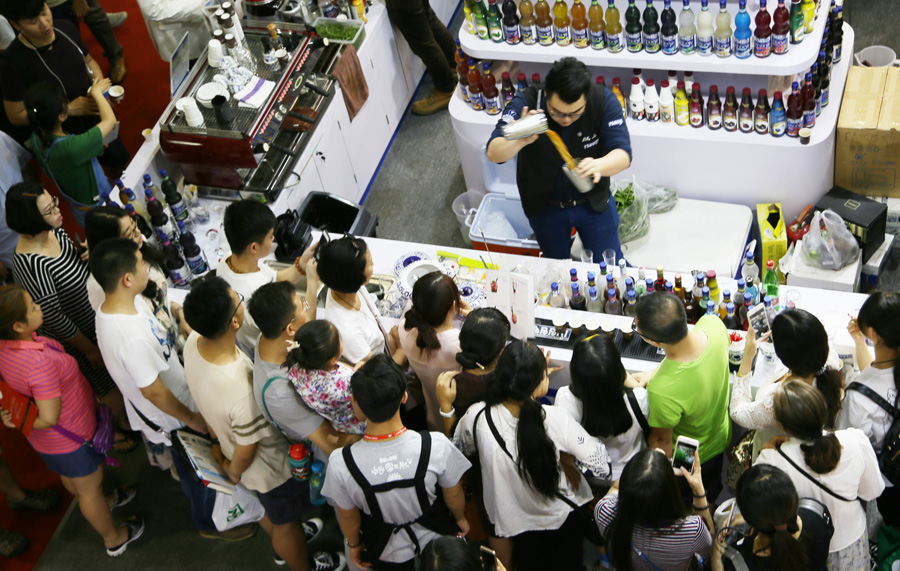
xmin=169 ymin=446 xmax=217 ymax=532
xmin=527 ymin=192 xmax=623 ymax=261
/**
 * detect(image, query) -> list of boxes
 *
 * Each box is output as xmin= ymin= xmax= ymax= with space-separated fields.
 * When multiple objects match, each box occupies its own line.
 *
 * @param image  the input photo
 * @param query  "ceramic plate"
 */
xmin=393 ymin=251 xmax=432 ymax=276
xmin=396 ymin=260 xmax=454 ymax=299
xmin=458 ymin=280 xmax=486 ymax=309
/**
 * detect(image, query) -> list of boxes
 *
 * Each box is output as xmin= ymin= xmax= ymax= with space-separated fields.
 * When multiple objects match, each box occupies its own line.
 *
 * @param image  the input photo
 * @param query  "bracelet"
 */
xmin=344 ymin=537 xmax=362 ymax=548
xmin=693 ymin=492 xmax=706 ymax=498
xmin=439 ymin=406 xmax=455 ymax=419
xmin=692 ymin=503 xmax=709 ymax=511
xmin=293 ymin=257 xmax=307 ymax=276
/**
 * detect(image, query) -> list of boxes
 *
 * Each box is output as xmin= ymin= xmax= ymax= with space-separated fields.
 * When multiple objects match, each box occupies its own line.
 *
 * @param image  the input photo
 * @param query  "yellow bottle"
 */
xmin=605 ymin=0 xmax=623 ymax=52
xmin=674 ymin=81 xmax=690 ymax=126
xmin=553 ymin=0 xmax=572 ymax=46
xmin=800 ymin=0 xmax=815 ymax=33
xmin=611 ymin=78 xmax=627 ymax=119
xmin=353 ymin=0 xmax=367 ymax=22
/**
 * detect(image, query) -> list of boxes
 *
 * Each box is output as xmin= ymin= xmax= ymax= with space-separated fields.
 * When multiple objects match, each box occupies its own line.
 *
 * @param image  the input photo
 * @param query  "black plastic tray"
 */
xmin=530 ymin=317 xmax=666 ymax=363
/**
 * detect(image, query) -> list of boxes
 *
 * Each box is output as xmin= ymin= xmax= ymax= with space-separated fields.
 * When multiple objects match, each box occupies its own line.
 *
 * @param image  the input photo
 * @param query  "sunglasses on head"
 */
xmin=314 ymin=230 xmax=364 ymax=261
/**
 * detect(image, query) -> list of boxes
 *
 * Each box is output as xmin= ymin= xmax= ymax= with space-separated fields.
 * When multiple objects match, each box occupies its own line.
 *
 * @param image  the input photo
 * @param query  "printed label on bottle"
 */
xmin=590 ymin=29 xmax=607 ymax=49
xmin=755 ymin=115 xmax=769 ymax=134
xmin=573 ymin=27 xmax=590 ymax=47
xmin=675 ymin=105 xmax=690 ymax=126
xmin=815 ymin=98 xmax=821 ymax=116
xmin=771 ymin=114 xmax=786 ymax=136
xmin=538 ymin=25 xmax=554 ymax=44
xmin=645 ymin=102 xmax=659 ymax=121
xmin=739 ymin=116 xmax=753 ymax=131
xmin=679 ymin=33 xmax=696 ymax=53
xmin=555 ymin=25 xmax=572 ymax=44
xmin=186 ymin=254 xmax=208 ymax=274
xmin=169 ymin=201 xmax=187 ymax=221
xmin=476 ymin=23 xmax=489 ymax=38
xmin=626 ymin=31 xmax=643 ymax=51
xmin=821 ymin=87 xmax=829 ymax=108
xmin=467 ymin=90 xmax=484 ymax=110
xmin=630 ymin=100 xmax=644 ymax=120
xmin=698 ymin=35 xmax=713 ymax=53
xmin=833 ymin=44 xmax=842 ymax=63
xmin=690 ymin=104 xmax=703 ymax=126
xmin=786 ymin=116 xmax=801 ymax=136
xmin=715 ymin=35 xmax=732 ymax=56
xmin=485 ymin=95 xmax=503 ymax=115
xmin=662 ymin=33 xmax=678 ymax=53
xmin=660 ymin=104 xmax=673 ymax=123
xmin=753 ymin=36 xmax=771 ymax=57
xmin=734 ymin=36 xmax=751 ymax=57
xmin=607 ymin=31 xmax=623 ymax=51
xmin=772 ymin=33 xmax=789 ymax=53
xmin=708 ymin=109 xmax=722 ymax=128
xmin=790 ymin=26 xmax=804 ymax=43
xmin=322 ymin=4 xmax=338 ymax=17
xmin=724 ymin=114 xmax=737 ymax=130
xmin=505 ymin=25 xmax=521 ymax=44
xmin=644 ymin=32 xmax=661 ymax=52
xmin=171 ymin=266 xmax=190 ymax=287
xmin=490 ymin=26 xmax=504 ymax=41
xmin=459 ymin=81 xmax=469 ymax=102
xmin=521 ymin=24 xmax=537 ymax=44
xmin=802 ymin=109 xmax=815 ymax=128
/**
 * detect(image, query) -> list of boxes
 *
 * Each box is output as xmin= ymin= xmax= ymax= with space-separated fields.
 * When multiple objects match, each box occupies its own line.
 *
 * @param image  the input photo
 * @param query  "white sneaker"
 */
xmin=107 ymin=12 xmax=127 ymax=28
xmin=312 ymin=551 xmax=347 ymax=571
xmin=302 ymin=517 xmax=325 ymax=543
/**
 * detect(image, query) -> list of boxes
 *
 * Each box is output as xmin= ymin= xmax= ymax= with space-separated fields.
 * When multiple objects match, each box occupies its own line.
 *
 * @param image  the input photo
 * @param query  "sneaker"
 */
xmin=106 ymin=516 xmax=145 ymax=557
xmin=107 ymin=12 xmax=127 ymax=28
xmin=7 ymin=489 xmax=62 ymax=511
xmin=302 ymin=517 xmax=324 ymax=543
xmin=312 ymin=551 xmax=347 ymax=571
xmin=273 ymin=551 xmax=286 ymax=566
xmin=411 ymin=88 xmax=453 ymax=115
xmin=0 ymin=528 xmax=29 ymax=557
xmin=198 ymin=523 xmax=257 ymax=542
xmin=111 ymin=487 xmax=136 ymax=510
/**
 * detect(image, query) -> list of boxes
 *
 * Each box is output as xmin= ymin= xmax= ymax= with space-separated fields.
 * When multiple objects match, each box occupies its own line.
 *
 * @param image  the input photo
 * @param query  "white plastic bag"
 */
xmin=801 ymin=209 xmax=860 ymax=270
xmin=614 ymin=177 xmax=650 ymax=244
xmin=212 ymin=483 xmax=265 ymax=531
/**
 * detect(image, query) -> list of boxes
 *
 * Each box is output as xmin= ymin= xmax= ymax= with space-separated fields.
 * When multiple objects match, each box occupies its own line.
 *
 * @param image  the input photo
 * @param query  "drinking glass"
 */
xmin=602 ymin=249 xmax=616 ymax=269
xmin=580 ymin=249 xmax=594 ymax=264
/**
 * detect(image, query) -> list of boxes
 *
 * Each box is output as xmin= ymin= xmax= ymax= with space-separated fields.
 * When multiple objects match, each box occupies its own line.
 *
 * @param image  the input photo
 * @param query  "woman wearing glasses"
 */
xmin=6 ymin=182 xmax=134 ymax=450
xmin=486 ymin=57 xmax=632 ymax=261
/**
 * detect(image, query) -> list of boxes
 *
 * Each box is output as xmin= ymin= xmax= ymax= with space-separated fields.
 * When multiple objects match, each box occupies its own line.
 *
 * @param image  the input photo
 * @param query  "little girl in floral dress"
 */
xmin=284 ymin=320 xmax=366 ymax=434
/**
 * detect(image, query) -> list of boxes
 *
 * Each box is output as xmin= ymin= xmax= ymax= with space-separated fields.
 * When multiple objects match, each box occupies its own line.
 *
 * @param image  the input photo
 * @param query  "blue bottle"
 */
xmin=734 ymin=0 xmax=751 ymax=58
xmin=769 ymin=89 xmax=786 ymax=137
xmin=310 ymin=460 xmax=327 ymax=505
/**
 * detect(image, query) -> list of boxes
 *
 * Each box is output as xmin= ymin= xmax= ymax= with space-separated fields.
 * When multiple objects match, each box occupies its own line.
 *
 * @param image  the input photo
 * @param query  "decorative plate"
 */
xmin=457 ymin=280 xmax=486 ymax=310
xmin=396 ymin=260 xmax=454 ymax=299
xmin=393 ymin=251 xmax=432 ymax=276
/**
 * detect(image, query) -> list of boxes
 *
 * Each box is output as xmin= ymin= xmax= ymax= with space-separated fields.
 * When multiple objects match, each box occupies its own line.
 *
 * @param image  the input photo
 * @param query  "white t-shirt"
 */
xmin=0 ymin=130 xmax=30 ymax=269
xmin=215 ymin=260 xmax=277 ymax=359
xmin=95 ymin=300 xmax=196 ymax=445
xmin=756 ymin=428 xmax=885 ymax=552
xmin=183 ymin=332 xmax=291 ymax=494
xmin=87 ymin=274 xmax=156 ymax=316
xmin=398 ymin=322 xmax=461 ymax=432
xmin=555 ymin=385 xmax=648 ymax=481
xmin=324 ymin=288 xmax=385 ymax=365
xmin=837 ymin=365 xmax=897 ymax=487
xmin=453 ymin=402 xmax=611 ymax=537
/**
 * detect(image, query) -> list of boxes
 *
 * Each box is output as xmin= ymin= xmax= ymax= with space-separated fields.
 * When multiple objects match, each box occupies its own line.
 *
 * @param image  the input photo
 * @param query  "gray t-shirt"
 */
xmin=252 ymin=352 xmax=325 ymax=445
xmin=322 ymin=430 xmax=471 ymax=563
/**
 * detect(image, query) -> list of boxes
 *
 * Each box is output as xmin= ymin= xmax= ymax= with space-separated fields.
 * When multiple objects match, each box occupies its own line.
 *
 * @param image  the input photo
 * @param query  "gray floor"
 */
xmin=29 ymin=1 xmax=900 ymax=570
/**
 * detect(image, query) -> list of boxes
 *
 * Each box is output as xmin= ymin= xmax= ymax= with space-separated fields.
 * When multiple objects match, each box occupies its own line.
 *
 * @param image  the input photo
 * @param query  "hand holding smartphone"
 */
xmin=671 ymin=436 xmax=699 ymax=474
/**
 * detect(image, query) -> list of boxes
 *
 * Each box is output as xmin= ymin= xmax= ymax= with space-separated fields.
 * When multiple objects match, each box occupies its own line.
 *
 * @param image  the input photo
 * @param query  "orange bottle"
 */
xmin=553 ymin=0 xmax=572 ymax=46
xmin=571 ymin=0 xmax=589 ymax=48
xmin=536 ymin=0 xmax=554 ymax=45
xmin=466 ymin=59 xmax=484 ymax=111
xmin=588 ymin=0 xmax=606 ymax=49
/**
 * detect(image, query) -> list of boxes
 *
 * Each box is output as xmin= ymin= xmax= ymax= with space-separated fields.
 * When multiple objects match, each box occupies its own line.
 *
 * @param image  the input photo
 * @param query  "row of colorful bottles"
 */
xmin=466 ymin=0 xmax=835 ymax=60
xmin=457 ymin=46 xmax=539 ymax=114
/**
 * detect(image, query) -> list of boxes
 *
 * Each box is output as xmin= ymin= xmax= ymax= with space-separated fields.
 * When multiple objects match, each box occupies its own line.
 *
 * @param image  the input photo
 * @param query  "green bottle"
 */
xmin=763 ymin=259 xmax=780 ymax=305
xmin=789 ymin=0 xmax=804 ymax=43
xmin=625 ymin=0 xmax=643 ymax=52
xmin=474 ymin=1 xmax=490 ymax=39
xmin=487 ymin=0 xmax=504 ymax=42
xmin=643 ymin=0 xmax=660 ymax=52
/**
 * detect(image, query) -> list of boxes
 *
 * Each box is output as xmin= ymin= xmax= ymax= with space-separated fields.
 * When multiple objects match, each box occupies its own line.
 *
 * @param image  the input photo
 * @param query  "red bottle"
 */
xmin=500 ymin=71 xmax=515 ymax=104
xmin=689 ymin=82 xmax=704 ymax=128
xmin=786 ymin=80 xmax=802 ymax=137
xmin=723 ymin=86 xmax=738 ymax=132
xmin=738 ymin=87 xmax=754 ymax=133
xmin=707 ymin=85 xmax=722 ymax=130
xmin=532 ymin=72 xmax=542 ymax=86
xmin=753 ymin=0 xmax=772 ymax=58
xmin=482 ymin=62 xmax=502 ymax=115
xmin=754 ymin=88 xmax=771 ymax=134
xmin=772 ymin=0 xmax=790 ymax=54
xmin=596 ymin=75 xmax=605 ymax=88
xmin=456 ymin=56 xmax=470 ymax=104
xmin=466 ymin=59 xmax=484 ymax=111
xmin=801 ymin=72 xmax=816 ymax=128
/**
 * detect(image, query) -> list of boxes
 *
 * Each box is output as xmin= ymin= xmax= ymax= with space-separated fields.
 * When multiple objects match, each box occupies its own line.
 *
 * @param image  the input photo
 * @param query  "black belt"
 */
xmin=547 ymin=197 xmax=589 ymax=209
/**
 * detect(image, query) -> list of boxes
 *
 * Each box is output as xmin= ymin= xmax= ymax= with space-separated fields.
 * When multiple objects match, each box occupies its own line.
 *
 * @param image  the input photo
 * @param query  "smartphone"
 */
xmin=747 ymin=303 xmax=771 ymax=338
xmin=672 ymin=436 xmax=699 ymax=474
xmin=479 ymin=545 xmax=498 ymax=571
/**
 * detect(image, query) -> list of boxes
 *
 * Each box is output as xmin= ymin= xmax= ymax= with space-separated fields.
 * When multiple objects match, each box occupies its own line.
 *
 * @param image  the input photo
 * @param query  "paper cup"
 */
xmin=568 ymin=316 xmax=584 ymax=336
xmin=585 ymin=317 xmax=601 ymax=335
xmin=552 ymin=315 xmax=567 ymax=334
xmin=141 ymin=128 xmax=153 ymax=141
xmin=799 ymin=128 xmax=812 ymax=145
xmin=621 ymin=322 xmax=635 ymax=341
xmin=208 ymin=39 xmax=224 ymax=68
xmin=182 ymin=97 xmax=205 ymax=127
xmin=601 ymin=322 xmax=616 ymax=337
xmin=108 ymin=85 xmax=124 ymax=103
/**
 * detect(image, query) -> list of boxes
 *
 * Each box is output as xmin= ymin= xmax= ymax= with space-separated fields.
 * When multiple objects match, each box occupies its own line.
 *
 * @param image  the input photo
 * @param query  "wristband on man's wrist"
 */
xmin=692 ymin=492 xmax=706 ymax=498
xmin=344 ymin=537 xmax=362 ymax=548
xmin=692 ymin=503 xmax=709 ymax=511
xmin=439 ymin=406 xmax=455 ymax=419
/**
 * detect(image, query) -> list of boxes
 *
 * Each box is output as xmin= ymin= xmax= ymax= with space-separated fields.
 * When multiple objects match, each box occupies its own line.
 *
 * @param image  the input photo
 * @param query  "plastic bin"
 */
xmin=312 ymin=17 xmax=366 ymax=51
xmin=298 ymin=191 xmax=378 ymax=237
xmin=451 ymin=190 xmax=481 ymax=246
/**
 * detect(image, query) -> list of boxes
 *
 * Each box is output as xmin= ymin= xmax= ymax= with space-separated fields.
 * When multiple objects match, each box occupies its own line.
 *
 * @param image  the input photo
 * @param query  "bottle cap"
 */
xmin=626 ymin=277 xmax=634 ymax=286
xmin=723 ymin=289 xmax=731 ymax=298
xmin=727 ymin=302 xmax=735 ymax=312
xmin=126 ymin=204 xmax=135 ymax=212
xmin=746 ymin=251 xmax=754 ymax=261
xmin=502 ymin=71 xmax=510 ymax=79
xmin=710 ymin=84 xmax=718 ymax=93
xmin=792 ymin=81 xmax=799 ymax=90
xmin=661 ymin=80 xmax=669 ymax=88
xmin=666 ymin=281 xmax=673 ymax=288
xmin=599 ymin=261 xmax=608 ymax=271
xmin=646 ymin=278 xmax=654 ymax=286
xmin=744 ymin=292 xmax=753 ymax=302
xmin=159 ymin=168 xmax=168 ymax=177
xmin=613 ymin=77 xmax=621 ymax=85
xmin=774 ymin=90 xmax=783 ymax=98
xmin=692 ymin=82 xmax=700 ymax=93
xmin=726 ymin=86 xmax=735 ymax=94
xmin=742 ymin=87 xmax=752 ymax=95
xmin=646 ymin=79 xmax=655 ymax=87
xmin=760 ymin=0 xmax=765 ymax=6
xmin=587 ymin=271 xmax=596 ymax=281
xmin=551 ymin=282 xmax=559 ymax=290
xmin=143 ymin=174 xmax=152 ymax=182
xmin=702 ymin=286 xmax=710 ymax=295
xmin=607 ymin=274 xmax=615 ymax=283
xmin=608 ymin=288 xmax=617 ymax=299
xmin=708 ymin=300 xmax=716 ymax=310
xmin=628 ymin=290 xmax=636 ymax=300
xmin=767 ymin=259 xmax=775 ymax=268
xmin=115 ymin=178 xmax=124 ymax=187
xmin=758 ymin=88 xmax=767 ymax=98
xmin=805 ymin=72 xmax=813 ymax=81
xmin=589 ymin=286 xmax=597 ymax=296
xmin=571 ymin=268 xmax=578 ymax=277
xmin=633 ymin=68 xmax=642 ymax=75
xmin=764 ymin=295 xmax=772 ymax=305
xmin=311 ymin=460 xmax=324 ymax=473
xmin=632 ymin=77 xmax=640 ymax=85
xmin=738 ymin=278 xmax=745 ymax=287
xmin=677 ymin=80 xmax=685 ymax=89
xmin=706 ymin=270 xmax=716 ymax=279
xmin=289 ymin=442 xmax=309 ymax=459
xmin=702 ymin=0 xmax=708 ymax=6
xmin=597 ymin=76 xmax=605 ymax=84
xmin=532 ymin=73 xmax=541 ymax=82
xmin=572 ymin=283 xmax=581 ymax=293
xmin=482 ymin=61 xmax=490 ymax=71
xmin=518 ymin=72 xmax=526 ymax=80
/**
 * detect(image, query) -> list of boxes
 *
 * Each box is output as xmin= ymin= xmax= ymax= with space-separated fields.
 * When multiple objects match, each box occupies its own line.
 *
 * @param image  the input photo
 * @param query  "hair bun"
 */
xmin=456 ymin=351 xmax=479 ymax=370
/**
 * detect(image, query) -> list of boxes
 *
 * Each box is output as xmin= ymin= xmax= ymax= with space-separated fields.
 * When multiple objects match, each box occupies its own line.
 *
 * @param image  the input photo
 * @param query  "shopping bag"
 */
xmin=878 ymin=524 xmax=900 ymax=571
xmin=212 ymin=483 xmax=265 ymax=531
xmin=800 ymin=209 xmax=860 ymax=270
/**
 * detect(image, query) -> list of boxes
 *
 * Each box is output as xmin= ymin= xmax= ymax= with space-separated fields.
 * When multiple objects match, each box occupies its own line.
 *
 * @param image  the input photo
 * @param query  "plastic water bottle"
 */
xmin=310 ymin=460 xmax=327 ymax=505
xmin=741 ymin=251 xmax=760 ymax=284
xmin=289 ymin=443 xmax=311 ymax=481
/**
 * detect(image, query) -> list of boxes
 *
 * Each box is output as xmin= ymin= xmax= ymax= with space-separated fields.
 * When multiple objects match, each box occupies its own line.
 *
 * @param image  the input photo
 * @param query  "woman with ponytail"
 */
xmin=453 ymin=340 xmax=610 ymax=571
xmin=756 ymin=380 xmax=883 ymax=570
xmin=724 ymin=464 xmax=831 ymax=571
xmin=731 ymin=308 xmax=844 ymax=459
xmin=839 ymin=290 xmax=900 ymax=526
xmin=399 ymin=271 xmax=467 ymax=431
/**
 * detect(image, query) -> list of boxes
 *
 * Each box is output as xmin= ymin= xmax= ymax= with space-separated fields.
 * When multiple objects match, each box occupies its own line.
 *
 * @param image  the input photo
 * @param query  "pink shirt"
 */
xmin=0 ymin=334 xmax=97 ymax=454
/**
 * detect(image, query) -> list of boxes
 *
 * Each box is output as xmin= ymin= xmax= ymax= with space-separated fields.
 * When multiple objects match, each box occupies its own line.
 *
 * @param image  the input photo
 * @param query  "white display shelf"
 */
xmin=460 ymin=0 xmax=830 ymax=76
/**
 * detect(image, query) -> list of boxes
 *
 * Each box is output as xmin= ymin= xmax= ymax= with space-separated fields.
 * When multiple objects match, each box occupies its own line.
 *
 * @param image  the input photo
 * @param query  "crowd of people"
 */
xmin=0 ymin=184 xmax=895 ymax=570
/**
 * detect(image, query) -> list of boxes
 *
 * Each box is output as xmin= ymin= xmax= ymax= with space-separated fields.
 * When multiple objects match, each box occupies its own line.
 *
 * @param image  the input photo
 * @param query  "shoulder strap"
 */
xmin=127 ymin=399 xmax=165 ymax=434
xmin=625 ymin=388 xmax=650 ymax=439
xmin=720 ymin=544 xmax=752 ymax=571
xmin=775 ymin=445 xmax=857 ymax=502
xmin=847 ymin=382 xmax=898 ymax=417
xmin=261 ymin=376 xmax=292 ymax=443
xmin=342 ymin=444 xmax=384 ymax=521
xmin=413 ymin=431 xmax=433 ymax=512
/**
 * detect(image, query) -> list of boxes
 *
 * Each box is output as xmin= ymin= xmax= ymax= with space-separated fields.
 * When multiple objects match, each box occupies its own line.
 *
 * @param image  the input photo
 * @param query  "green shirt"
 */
xmin=33 ymin=127 xmax=103 ymax=206
xmin=647 ymin=315 xmax=732 ymax=463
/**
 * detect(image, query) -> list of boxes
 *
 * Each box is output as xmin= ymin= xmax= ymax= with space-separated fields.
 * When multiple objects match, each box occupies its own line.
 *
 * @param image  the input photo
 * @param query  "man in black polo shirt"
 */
xmin=0 ymin=0 xmax=127 ymax=166
xmin=486 ymin=57 xmax=632 ymax=261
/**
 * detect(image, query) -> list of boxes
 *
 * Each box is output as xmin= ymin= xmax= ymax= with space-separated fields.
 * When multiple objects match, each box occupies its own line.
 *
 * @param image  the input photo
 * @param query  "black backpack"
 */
xmin=846 ymin=382 xmax=900 ymax=486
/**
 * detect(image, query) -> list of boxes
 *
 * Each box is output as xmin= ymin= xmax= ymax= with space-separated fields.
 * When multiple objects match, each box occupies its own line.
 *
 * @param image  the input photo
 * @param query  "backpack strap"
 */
xmin=261 ymin=376 xmax=293 ymax=443
xmin=341 ymin=445 xmax=384 ymax=522
xmin=625 ymin=388 xmax=651 ymax=439
xmin=720 ymin=544 xmax=752 ymax=571
xmin=776 ymin=445 xmax=857 ymax=502
xmin=847 ymin=382 xmax=898 ymax=418
xmin=412 ymin=431 xmax=433 ymax=513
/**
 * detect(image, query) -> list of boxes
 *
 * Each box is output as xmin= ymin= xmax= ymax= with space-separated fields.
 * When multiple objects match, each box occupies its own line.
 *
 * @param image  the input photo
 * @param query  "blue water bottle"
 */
xmin=310 ymin=460 xmax=327 ymax=505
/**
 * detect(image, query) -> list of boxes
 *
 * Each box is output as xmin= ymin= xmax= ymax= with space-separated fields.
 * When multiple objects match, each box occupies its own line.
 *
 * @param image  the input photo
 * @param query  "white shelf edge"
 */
xmin=459 ymin=0 xmax=831 ymax=76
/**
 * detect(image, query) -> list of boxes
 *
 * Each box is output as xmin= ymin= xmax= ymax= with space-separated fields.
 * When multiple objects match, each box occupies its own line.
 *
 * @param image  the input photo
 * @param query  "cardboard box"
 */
xmin=756 ymin=203 xmax=788 ymax=281
xmin=835 ymin=67 xmax=900 ymax=197
xmin=814 ymin=186 xmax=887 ymax=263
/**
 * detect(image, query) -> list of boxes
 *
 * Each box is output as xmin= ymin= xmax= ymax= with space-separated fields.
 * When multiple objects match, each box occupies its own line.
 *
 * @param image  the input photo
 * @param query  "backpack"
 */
xmin=846 ymin=382 xmax=900 ymax=486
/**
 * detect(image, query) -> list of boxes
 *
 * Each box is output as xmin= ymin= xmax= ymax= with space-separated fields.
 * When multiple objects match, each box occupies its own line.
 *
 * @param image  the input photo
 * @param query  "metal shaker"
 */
xmin=562 ymin=163 xmax=594 ymax=194
xmin=501 ymin=111 xmax=549 ymax=140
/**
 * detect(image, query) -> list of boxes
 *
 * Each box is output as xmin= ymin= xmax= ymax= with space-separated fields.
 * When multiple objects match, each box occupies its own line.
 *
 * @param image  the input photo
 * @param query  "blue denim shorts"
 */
xmin=39 ymin=445 xmax=105 ymax=479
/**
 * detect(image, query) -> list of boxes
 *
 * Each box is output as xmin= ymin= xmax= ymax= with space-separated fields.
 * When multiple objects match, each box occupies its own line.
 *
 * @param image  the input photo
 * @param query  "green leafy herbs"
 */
xmin=615 ymin=182 xmax=634 ymax=214
xmin=316 ymin=21 xmax=361 ymax=41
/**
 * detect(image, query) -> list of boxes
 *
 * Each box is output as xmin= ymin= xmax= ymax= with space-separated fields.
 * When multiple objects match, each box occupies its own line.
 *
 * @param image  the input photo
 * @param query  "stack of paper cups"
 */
xmin=182 ymin=97 xmax=205 ymax=127
xmin=208 ymin=40 xmax=224 ymax=68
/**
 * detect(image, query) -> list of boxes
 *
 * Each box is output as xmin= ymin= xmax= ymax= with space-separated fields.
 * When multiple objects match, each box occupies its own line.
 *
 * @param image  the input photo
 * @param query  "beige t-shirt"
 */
xmin=182 ymin=332 xmax=290 ymax=494
xmin=398 ymin=322 xmax=461 ymax=432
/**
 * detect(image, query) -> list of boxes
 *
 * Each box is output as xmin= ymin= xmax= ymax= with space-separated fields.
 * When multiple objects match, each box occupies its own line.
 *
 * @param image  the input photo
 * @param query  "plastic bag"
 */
xmin=614 ymin=176 xmax=650 ymax=244
xmin=801 ymin=209 xmax=860 ymax=270
xmin=477 ymin=210 xmax=518 ymax=240
xmin=645 ymin=182 xmax=678 ymax=214
xmin=212 ymin=483 xmax=265 ymax=531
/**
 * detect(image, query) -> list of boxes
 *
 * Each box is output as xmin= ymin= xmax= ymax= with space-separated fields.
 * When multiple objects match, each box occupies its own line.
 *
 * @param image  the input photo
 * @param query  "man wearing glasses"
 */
xmin=486 ymin=57 xmax=631 ymax=260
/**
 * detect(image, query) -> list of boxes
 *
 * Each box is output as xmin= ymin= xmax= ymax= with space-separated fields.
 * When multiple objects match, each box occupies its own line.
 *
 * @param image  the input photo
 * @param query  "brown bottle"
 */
xmin=739 ymin=87 xmax=755 ymax=133
xmin=754 ymin=88 xmax=771 ymax=134
xmin=683 ymin=291 xmax=697 ymax=325
xmin=723 ymin=86 xmax=738 ymax=132
xmin=707 ymin=85 xmax=722 ymax=130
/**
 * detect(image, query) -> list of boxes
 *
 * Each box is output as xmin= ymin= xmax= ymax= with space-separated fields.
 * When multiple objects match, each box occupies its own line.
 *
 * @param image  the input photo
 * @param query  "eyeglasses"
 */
xmin=227 ymin=291 xmax=245 ymax=324
xmin=40 ymin=195 xmax=60 ymax=217
xmin=633 ymin=322 xmax=658 ymax=344
xmin=547 ymin=103 xmax=586 ymax=120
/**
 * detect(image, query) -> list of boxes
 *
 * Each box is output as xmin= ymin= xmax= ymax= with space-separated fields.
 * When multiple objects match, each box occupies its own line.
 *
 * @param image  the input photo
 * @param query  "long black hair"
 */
xmin=24 ymin=82 xmax=68 ymax=149
xmin=857 ymin=290 xmax=900 ymax=399
xmin=736 ymin=464 xmax=808 ymax=571
xmin=772 ymin=309 xmax=842 ymax=428
xmin=570 ymin=334 xmax=630 ymax=437
xmin=775 ymin=380 xmax=842 ymax=474
xmin=606 ymin=449 xmax=690 ymax=571
xmin=484 ymin=340 xmax=558 ymax=499
xmin=403 ymin=272 xmax=460 ymax=351
xmin=456 ymin=307 xmax=510 ymax=370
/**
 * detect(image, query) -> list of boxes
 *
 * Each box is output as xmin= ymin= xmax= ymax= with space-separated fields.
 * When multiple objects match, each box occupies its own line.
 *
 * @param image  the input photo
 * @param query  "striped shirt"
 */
xmin=0 ymin=334 xmax=97 ymax=455
xmin=182 ymin=332 xmax=290 ymax=494
xmin=12 ymin=229 xmax=115 ymax=397
xmin=595 ymin=494 xmax=711 ymax=571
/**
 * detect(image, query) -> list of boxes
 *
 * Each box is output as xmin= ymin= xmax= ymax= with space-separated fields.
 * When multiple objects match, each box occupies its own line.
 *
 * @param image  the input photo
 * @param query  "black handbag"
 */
xmin=273 ymin=209 xmax=313 ymax=262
